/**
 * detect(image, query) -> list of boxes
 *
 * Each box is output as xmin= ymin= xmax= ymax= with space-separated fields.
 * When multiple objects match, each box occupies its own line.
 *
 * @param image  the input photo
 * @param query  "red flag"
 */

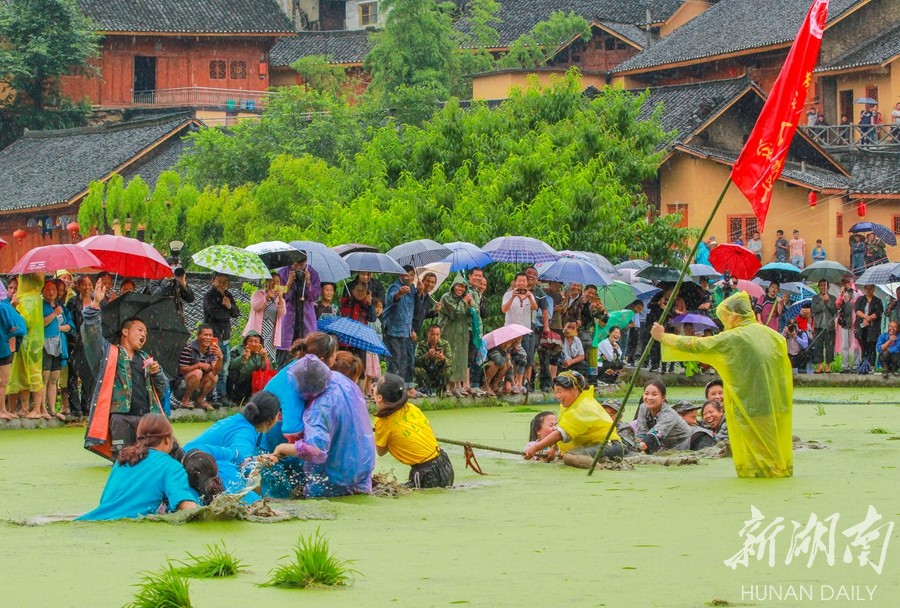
xmin=730 ymin=0 xmax=829 ymax=231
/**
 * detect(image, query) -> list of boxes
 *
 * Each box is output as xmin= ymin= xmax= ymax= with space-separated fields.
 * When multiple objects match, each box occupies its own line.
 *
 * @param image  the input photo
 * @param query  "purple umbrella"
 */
xmin=670 ymin=313 xmax=718 ymax=331
xmin=482 ymin=236 xmax=560 ymax=264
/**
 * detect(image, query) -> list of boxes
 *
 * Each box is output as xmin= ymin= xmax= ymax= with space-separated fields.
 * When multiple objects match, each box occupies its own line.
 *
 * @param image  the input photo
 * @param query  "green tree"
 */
xmin=121 ymin=176 xmax=150 ymax=238
xmin=499 ymin=11 xmax=591 ymax=69
xmin=77 ymin=180 xmax=105 ymax=236
xmin=0 ymin=0 xmax=99 ymax=147
xmin=103 ymin=174 xmax=125 ymax=229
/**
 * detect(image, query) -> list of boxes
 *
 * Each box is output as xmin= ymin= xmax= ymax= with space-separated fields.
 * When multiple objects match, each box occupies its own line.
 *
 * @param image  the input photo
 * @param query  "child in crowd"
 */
xmin=811 ymin=239 xmax=827 ymax=262
xmin=525 ymin=411 xmax=558 ymax=461
xmin=483 ymin=339 xmax=512 ymax=396
xmin=506 ymin=337 xmax=527 ymax=394
xmin=316 ymin=283 xmax=340 ymax=319
xmin=365 ymin=299 xmax=384 ymax=395
xmin=373 ymin=373 xmax=454 ymax=488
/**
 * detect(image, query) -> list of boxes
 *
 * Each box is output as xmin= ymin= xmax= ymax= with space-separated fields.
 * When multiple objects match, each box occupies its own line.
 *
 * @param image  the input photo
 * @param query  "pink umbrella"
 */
xmin=483 ymin=323 xmax=533 ymax=349
xmin=78 ymin=235 xmax=173 ymax=279
xmin=735 ymin=279 xmax=764 ymax=300
xmin=9 ymin=244 xmax=102 ymax=275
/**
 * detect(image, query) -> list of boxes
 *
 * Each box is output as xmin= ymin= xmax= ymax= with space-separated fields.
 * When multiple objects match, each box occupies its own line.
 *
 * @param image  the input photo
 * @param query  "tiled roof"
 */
xmin=455 ymin=0 xmax=685 ymax=48
xmin=120 ymin=136 xmax=191 ymax=191
xmin=76 ymin=0 xmax=293 ymax=34
xmin=0 ymin=116 xmax=195 ymax=213
xmin=270 ymin=30 xmax=374 ymax=67
xmin=817 ymin=22 xmax=900 ymax=73
xmin=633 ymin=76 xmax=754 ymax=142
xmin=848 ymin=151 xmax=900 ymax=195
xmin=612 ymin=0 xmax=863 ymax=74
xmin=677 ymin=144 xmax=850 ymax=190
xmin=597 ymin=21 xmax=648 ymax=48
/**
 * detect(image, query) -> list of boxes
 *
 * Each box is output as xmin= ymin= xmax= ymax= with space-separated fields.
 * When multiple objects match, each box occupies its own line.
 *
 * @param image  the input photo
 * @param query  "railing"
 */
xmin=798 ymin=124 xmax=900 ymax=148
xmin=131 ymin=87 xmax=271 ymax=111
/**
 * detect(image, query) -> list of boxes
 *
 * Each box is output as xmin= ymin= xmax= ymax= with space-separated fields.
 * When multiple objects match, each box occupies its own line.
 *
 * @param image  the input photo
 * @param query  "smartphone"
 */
xmin=211 ymin=337 xmax=219 ymax=347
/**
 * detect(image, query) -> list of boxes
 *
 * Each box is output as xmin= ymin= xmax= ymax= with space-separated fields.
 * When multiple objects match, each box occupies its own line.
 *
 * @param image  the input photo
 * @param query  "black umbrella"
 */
xmin=636 ymin=265 xmax=682 ymax=283
xmin=656 ymin=280 xmax=708 ymax=311
xmin=101 ymin=293 xmax=190 ymax=379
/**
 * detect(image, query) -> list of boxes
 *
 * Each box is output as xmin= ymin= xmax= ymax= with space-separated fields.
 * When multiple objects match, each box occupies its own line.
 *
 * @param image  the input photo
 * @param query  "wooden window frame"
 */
xmin=209 ymin=60 xmax=226 ymax=80
xmin=230 ymin=60 xmax=247 ymax=80
xmin=892 ymin=215 xmax=900 ymax=236
xmin=359 ymin=1 xmax=378 ymax=26
xmin=667 ymin=203 xmax=689 ymax=228
xmin=727 ymin=214 xmax=758 ymax=244
xmin=836 ymin=212 xmax=843 ymax=237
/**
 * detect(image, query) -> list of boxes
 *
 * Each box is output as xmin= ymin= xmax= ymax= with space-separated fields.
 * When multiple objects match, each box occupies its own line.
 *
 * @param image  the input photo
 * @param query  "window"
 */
xmin=836 ymin=212 xmax=843 ymax=237
xmin=727 ymin=215 xmax=758 ymax=244
xmin=667 ymin=203 xmax=688 ymax=228
xmin=893 ymin=215 xmax=900 ymax=235
xmin=359 ymin=1 xmax=378 ymax=26
xmin=865 ymin=85 xmax=878 ymax=102
xmin=209 ymin=60 xmax=226 ymax=80
xmin=230 ymin=60 xmax=247 ymax=80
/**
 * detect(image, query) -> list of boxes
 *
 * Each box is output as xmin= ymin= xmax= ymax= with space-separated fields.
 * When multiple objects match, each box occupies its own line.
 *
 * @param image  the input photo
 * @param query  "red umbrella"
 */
xmin=0 ymin=238 xmax=7 ymax=250
xmin=78 ymin=235 xmax=173 ymax=279
xmin=8 ymin=244 xmax=102 ymax=275
xmin=709 ymin=244 xmax=761 ymax=280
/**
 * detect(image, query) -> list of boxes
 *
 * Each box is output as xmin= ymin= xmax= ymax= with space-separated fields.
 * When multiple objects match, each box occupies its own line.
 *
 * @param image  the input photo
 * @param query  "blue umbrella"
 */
xmin=752 ymin=278 xmax=814 ymax=302
xmin=616 ymin=259 xmax=650 ymax=271
xmin=631 ymin=282 xmax=661 ymax=303
xmin=689 ymin=263 xmax=721 ymax=279
xmin=854 ymin=97 xmax=878 ymax=105
xmin=386 ymin=239 xmax=452 ymax=267
xmin=343 ymin=251 xmax=407 ymax=274
xmin=856 ymin=262 xmax=900 ymax=286
xmin=559 ymin=250 xmax=617 ymax=275
xmin=536 ymin=257 xmax=613 ymax=286
xmin=848 ymin=222 xmax=897 ymax=246
xmin=316 ymin=316 xmax=391 ymax=356
xmin=756 ymin=262 xmax=802 ymax=283
xmin=289 ymin=240 xmax=351 ymax=284
xmin=784 ymin=298 xmax=812 ymax=320
xmin=482 ymin=236 xmax=560 ymax=264
xmin=442 ymin=241 xmax=493 ymax=271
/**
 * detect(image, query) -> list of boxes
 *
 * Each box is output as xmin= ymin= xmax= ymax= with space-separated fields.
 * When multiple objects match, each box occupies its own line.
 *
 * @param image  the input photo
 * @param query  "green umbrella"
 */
xmin=593 ymin=309 xmax=635 ymax=346
xmin=192 ymin=245 xmax=270 ymax=280
xmin=598 ymin=281 xmax=639 ymax=310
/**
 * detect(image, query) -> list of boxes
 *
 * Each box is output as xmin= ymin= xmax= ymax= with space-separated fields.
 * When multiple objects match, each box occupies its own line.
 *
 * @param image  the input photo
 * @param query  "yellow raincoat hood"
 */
xmin=557 ymin=386 xmax=620 ymax=453
xmin=659 ymin=290 xmax=793 ymax=478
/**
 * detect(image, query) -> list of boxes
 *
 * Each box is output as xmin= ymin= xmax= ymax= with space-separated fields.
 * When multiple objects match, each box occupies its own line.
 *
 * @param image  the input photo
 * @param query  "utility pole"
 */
xmin=646 ymin=6 xmax=652 ymax=48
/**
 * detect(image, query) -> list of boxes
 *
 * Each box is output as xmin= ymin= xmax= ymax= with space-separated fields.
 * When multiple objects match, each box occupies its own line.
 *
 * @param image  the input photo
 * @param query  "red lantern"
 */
xmin=12 ymin=228 xmax=26 ymax=244
xmin=808 ymin=191 xmax=817 ymax=208
xmin=67 ymin=221 xmax=79 ymax=234
xmin=857 ymin=201 xmax=867 ymax=217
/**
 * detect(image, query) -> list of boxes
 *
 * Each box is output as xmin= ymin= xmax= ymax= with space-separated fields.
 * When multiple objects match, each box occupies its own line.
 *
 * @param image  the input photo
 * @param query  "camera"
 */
xmin=787 ymin=323 xmax=797 ymax=333
xmin=516 ymin=288 xmax=527 ymax=294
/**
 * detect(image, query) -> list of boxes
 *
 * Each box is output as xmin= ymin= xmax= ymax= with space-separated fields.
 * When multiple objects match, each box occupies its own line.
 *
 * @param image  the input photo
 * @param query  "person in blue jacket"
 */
xmin=271 ymin=354 xmax=375 ymax=497
xmin=78 ymin=414 xmax=198 ymax=520
xmin=0 ymin=282 xmax=27 ymax=420
xmin=184 ymin=391 xmax=281 ymax=503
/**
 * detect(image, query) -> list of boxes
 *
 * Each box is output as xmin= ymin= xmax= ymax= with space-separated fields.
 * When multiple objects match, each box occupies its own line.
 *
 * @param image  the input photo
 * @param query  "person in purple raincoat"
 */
xmin=276 ymin=253 xmax=320 ymax=369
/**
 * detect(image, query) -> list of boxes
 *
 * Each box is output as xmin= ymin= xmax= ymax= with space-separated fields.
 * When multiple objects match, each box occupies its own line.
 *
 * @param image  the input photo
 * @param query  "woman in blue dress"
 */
xmin=184 ymin=391 xmax=281 ymax=503
xmin=78 ymin=414 xmax=198 ymax=520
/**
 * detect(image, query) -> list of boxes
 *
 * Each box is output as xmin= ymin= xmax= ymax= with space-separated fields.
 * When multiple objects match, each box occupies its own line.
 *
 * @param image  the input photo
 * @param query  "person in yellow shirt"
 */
xmin=522 ymin=370 xmax=623 ymax=465
xmin=373 ymin=373 xmax=454 ymax=488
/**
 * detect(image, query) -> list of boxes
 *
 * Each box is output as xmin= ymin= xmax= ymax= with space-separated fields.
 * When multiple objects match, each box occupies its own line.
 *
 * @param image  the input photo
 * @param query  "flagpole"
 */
xmin=588 ymin=178 xmax=733 ymax=475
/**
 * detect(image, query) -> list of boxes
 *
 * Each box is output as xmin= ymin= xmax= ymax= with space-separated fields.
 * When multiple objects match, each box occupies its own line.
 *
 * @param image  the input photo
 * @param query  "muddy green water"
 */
xmin=1 ymin=388 xmax=898 ymax=607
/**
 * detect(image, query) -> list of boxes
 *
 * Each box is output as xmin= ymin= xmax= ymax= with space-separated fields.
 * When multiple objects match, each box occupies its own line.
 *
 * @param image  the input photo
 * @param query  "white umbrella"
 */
xmin=415 ymin=262 xmax=452 ymax=292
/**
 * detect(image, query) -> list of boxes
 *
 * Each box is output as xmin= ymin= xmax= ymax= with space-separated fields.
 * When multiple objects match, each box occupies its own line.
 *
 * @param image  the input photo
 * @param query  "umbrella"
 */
xmin=670 ymin=313 xmax=718 ymax=331
xmin=482 ymin=236 xmax=560 ymax=264
xmin=415 ymin=262 xmax=452 ymax=291
xmin=246 ymin=241 xmax=304 ymax=270
xmin=631 ymin=282 xmax=662 ymax=304
xmin=876 ymin=281 xmax=900 ymax=301
xmin=0 ymin=238 xmax=7 ymax=250
xmin=848 ymin=222 xmax=897 ymax=246
xmin=709 ymin=243 xmax=761 ymax=280
xmin=79 ymin=235 xmax=172 ymax=280
xmin=482 ymin=323 xmax=532 ymax=350
xmin=100 ymin=293 xmax=190 ymax=379
xmin=316 ymin=316 xmax=390 ymax=356
xmin=751 ymin=278 xmax=814 ymax=297
xmin=784 ymin=298 xmax=812 ymax=320
xmin=594 ymin=309 xmax=635 ymax=343
xmin=288 ymin=240 xmax=351 ymax=284
xmin=192 ymin=245 xmax=270 ymax=280
xmin=386 ymin=239 xmax=452 ymax=268
xmin=800 ymin=260 xmax=852 ymax=284
xmin=333 ymin=243 xmax=379 ymax=256
xmin=854 ymin=97 xmax=878 ymax=104
xmin=598 ymin=281 xmax=654 ymax=310
xmin=9 ymin=244 xmax=102 ymax=275
xmin=636 ymin=265 xmax=682 ymax=283
xmin=756 ymin=262 xmax=802 ymax=283
xmin=734 ymin=279 xmax=764 ymax=300
xmin=442 ymin=242 xmax=493 ymax=272
xmin=689 ymin=263 xmax=722 ymax=279
xmin=343 ymin=251 xmax=407 ymax=274
xmin=657 ymin=280 xmax=708 ymax=310
xmin=536 ymin=257 xmax=613 ymax=286
xmin=615 ymin=259 xmax=650 ymax=272
xmin=559 ymin=250 xmax=617 ymax=275
xmin=856 ymin=262 xmax=900 ymax=286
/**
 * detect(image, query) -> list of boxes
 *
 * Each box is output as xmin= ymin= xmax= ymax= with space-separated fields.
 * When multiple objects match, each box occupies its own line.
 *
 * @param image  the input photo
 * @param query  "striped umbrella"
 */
xmin=856 ymin=262 xmax=900 ymax=286
xmin=386 ymin=239 xmax=452 ymax=267
xmin=316 ymin=316 xmax=390 ymax=356
xmin=615 ymin=259 xmax=650 ymax=272
xmin=482 ymin=236 xmax=560 ymax=264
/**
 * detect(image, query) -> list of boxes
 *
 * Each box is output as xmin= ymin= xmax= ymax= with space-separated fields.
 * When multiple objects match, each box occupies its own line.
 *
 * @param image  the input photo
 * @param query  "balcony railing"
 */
xmin=798 ymin=124 xmax=900 ymax=149
xmin=131 ymin=87 xmax=270 ymax=111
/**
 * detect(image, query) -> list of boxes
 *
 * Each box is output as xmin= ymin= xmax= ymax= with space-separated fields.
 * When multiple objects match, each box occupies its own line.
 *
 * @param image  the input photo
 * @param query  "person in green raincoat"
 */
xmin=7 ymin=273 xmax=46 ymax=419
xmin=438 ymin=275 xmax=474 ymax=397
xmin=650 ymin=291 xmax=793 ymax=478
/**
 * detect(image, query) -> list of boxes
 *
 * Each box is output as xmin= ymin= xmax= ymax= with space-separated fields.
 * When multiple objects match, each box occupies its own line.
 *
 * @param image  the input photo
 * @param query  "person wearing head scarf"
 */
xmin=651 ymin=292 xmax=793 ymax=478
xmin=437 ymin=274 xmax=475 ymax=397
xmin=271 ymin=355 xmax=375 ymax=497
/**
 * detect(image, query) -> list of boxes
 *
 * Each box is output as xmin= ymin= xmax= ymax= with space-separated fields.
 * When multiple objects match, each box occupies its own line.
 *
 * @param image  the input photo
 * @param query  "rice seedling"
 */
xmin=125 ymin=566 xmax=192 ymax=608
xmin=171 ymin=542 xmax=245 ymax=578
xmin=261 ymin=528 xmax=357 ymax=589
xmin=814 ymin=403 xmax=827 ymax=416
xmin=868 ymin=427 xmax=891 ymax=435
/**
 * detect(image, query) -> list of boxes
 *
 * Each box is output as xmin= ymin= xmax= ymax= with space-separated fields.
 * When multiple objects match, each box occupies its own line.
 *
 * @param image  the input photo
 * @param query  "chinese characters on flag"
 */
xmin=730 ymin=0 xmax=830 ymax=231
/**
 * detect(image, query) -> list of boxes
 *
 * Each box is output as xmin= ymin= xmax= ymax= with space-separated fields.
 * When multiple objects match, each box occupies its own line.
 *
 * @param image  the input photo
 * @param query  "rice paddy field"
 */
xmin=1 ymin=387 xmax=898 ymax=607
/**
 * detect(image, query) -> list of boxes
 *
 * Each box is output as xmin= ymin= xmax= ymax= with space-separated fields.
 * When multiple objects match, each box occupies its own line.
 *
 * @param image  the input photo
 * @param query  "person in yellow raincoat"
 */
xmin=650 ymin=291 xmax=793 ymax=478
xmin=522 ymin=370 xmax=623 ymax=464
xmin=7 ymin=273 xmax=46 ymax=419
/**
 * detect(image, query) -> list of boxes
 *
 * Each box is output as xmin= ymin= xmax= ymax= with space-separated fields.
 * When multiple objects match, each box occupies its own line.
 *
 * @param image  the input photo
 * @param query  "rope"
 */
xmin=436 ymin=437 xmax=524 ymax=456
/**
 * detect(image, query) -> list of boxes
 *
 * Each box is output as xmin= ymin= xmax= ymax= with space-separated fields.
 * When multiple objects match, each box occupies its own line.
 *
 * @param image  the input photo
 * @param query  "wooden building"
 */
xmin=0 ymin=115 xmax=200 ymax=271
xmin=59 ymin=0 xmax=293 ymax=109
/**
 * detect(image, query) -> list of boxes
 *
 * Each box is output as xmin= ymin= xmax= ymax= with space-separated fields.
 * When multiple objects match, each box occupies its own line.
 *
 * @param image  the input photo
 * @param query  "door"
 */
xmin=133 ymin=56 xmax=157 ymax=101
xmin=839 ymin=90 xmax=853 ymax=123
